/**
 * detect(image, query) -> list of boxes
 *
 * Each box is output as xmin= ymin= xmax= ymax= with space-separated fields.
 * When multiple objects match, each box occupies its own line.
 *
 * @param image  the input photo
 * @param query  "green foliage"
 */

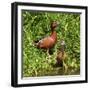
xmin=22 ymin=11 xmax=80 ymax=77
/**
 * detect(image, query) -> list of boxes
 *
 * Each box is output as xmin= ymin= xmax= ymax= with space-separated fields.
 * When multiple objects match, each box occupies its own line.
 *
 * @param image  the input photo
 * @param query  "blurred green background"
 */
xmin=22 ymin=11 xmax=80 ymax=77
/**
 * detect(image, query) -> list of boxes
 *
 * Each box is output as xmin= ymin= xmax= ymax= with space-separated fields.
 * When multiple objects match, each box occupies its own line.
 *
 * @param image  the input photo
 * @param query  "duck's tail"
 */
xmin=33 ymin=40 xmax=39 ymax=48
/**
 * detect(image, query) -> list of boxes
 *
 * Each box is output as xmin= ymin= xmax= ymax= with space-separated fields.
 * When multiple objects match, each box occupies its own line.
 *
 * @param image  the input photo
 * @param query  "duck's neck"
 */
xmin=50 ymin=30 xmax=57 ymax=41
xmin=60 ymin=45 xmax=65 ymax=55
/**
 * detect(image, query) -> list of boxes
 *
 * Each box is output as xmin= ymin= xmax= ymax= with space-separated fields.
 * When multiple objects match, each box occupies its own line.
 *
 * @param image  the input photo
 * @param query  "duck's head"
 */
xmin=60 ymin=40 xmax=65 ymax=46
xmin=51 ymin=21 xmax=59 ymax=30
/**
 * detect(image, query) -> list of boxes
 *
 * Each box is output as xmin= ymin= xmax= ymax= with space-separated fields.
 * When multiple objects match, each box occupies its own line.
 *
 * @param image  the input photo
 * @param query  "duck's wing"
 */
xmin=37 ymin=37 xmax=54 ymax=48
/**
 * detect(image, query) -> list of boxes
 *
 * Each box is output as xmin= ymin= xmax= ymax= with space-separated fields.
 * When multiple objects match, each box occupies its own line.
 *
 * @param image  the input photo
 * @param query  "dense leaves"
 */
xmin=22 ymin=11 xmax=80 ymax=77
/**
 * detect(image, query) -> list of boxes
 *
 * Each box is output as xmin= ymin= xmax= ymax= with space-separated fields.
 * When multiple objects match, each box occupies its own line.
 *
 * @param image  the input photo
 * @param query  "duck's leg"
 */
xmin=46 ymin=49 xmax=51 ymax=62
xmin=46 ymin=49 xmax=49 ymax=61
xmin=63 ymin=60 xmax=68 ymax=74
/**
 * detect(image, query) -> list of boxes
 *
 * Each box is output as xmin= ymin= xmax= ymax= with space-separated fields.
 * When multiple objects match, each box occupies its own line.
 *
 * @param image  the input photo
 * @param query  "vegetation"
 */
xmin=22 ymin=11 xmax=80 ymax=77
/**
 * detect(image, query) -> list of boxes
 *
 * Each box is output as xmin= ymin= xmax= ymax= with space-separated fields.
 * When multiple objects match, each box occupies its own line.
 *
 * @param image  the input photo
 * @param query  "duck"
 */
xmin=56 ymin=40 xmax=68 ymax=71
xmin=34 ymin=21 xmax=59 ymax=60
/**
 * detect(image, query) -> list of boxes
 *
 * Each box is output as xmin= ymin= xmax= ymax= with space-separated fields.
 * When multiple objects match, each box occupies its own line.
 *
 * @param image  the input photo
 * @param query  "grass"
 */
xmin=22 ymin=11 xmax=80 ymax=77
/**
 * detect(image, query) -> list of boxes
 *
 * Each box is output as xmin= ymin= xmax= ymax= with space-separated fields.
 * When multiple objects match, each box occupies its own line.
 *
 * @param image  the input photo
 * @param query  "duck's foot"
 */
xmin=63 ymin=62 xmax=68 ymax=74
